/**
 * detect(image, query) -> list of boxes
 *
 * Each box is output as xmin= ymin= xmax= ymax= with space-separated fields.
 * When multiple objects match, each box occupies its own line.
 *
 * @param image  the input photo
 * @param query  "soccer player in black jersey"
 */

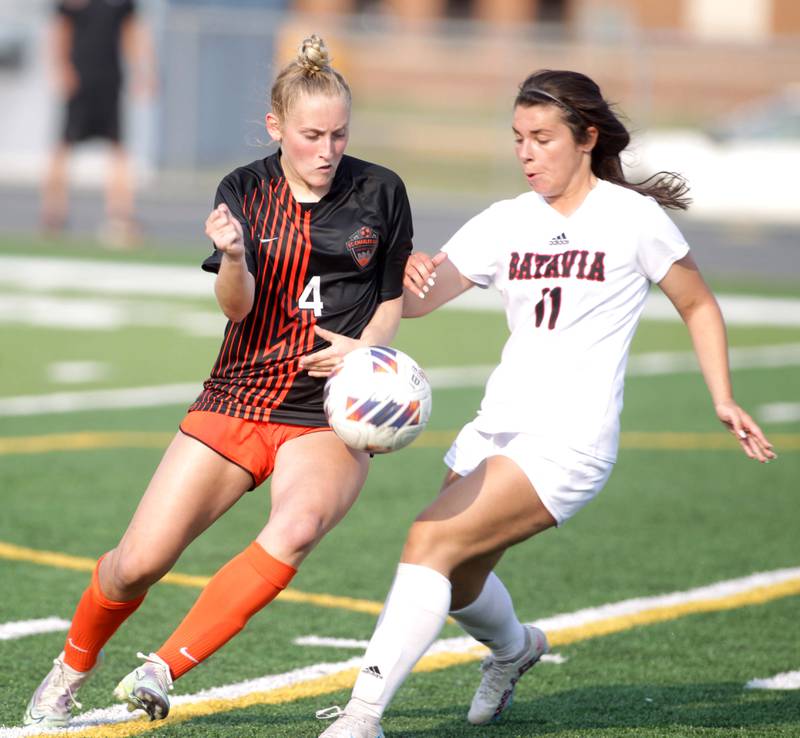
xmin=23 ymin=35 xmax=412 ymax=729
xmin=42 ymin=0 xmax=155 ymax=245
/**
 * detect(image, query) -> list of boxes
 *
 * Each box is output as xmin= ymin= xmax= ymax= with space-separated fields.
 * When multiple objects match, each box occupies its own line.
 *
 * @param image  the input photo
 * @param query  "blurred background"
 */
xmin=1 ymin=8 xmax=798 ymax=732
xmin=0 ymin=0 xmax=798 ymax=247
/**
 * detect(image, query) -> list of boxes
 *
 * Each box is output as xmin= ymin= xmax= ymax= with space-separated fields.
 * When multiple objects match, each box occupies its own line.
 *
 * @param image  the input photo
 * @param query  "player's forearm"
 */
xmin=214 ymin=255 xmax=255 ymax=322
xmin=402 ymin=287 xmax=435 ymax=318
xmin=683 ymin=298 xmax=735 ymax=407
xmin=359 ymin=296 xmax=403 ymax=345
xmin=402 ymin=257 xmax=473 ymax=318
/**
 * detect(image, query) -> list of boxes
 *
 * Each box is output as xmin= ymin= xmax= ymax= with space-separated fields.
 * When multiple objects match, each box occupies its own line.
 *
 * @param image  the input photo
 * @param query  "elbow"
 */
xmin=223 ymin=305 xmax=251 ymax=323
xmin=225 ymin=312 xmax=249 ymax=324
xmin=219 ymin=296 xmax=253 ymax=323
xmin=681 ymin=293 xmax=721 ymax=322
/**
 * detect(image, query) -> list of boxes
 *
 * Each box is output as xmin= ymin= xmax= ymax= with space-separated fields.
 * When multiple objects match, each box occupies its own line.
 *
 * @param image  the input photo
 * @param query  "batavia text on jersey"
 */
xmin=508 ymin=250 xmax=606 ymax=282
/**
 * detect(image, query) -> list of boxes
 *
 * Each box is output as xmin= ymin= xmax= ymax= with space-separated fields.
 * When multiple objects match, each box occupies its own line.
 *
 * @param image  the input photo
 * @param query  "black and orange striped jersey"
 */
xmin=189 ymin=152 xmax=413 ymax=426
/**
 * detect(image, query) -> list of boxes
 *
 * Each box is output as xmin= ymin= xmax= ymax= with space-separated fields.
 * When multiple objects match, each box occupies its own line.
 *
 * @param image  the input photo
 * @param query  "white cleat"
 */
xmin=468 ymin=624 xmax=548 ymax=725
xmin=316 ymin=705 xmax=385 ymax=737
xmin=113 ymin=651 xmax=173 ymax=721
xmin=23 ymin=650 xmax=101 ymax=728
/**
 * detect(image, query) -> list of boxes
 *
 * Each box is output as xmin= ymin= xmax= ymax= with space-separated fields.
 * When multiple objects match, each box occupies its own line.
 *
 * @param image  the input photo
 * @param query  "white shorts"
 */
xmin=444 ymin=421 xmax=614 ymax=526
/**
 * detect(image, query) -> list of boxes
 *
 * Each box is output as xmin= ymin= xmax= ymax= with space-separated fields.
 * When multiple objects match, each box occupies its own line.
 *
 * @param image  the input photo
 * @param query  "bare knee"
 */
xmin=262 ymin=511 xmax=327 ymax=562
xmin=102 ymin=547 xmax=173 ymax=600
xmin=402 ymin=521 xmax=458 ymax=571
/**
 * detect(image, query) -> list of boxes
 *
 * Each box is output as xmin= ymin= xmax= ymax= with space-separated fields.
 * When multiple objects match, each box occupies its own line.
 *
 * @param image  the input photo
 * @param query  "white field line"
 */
xmin=2 ymin=344 xmax=799 ymax=417
xmin=2 ymin=255 xmax=800 ymax=326
xmin=1 ymin=566 xmax=797 ymax=737
xmin=293 ymin=635 xmax=568 ymax=663
xmin=294 ymin=636 xmax=370 ymax=650
xmin=0 ymin=384 xmax=200 ymax=416
xmin=0 ymin=618 xmax=70 ymax=641
xmin=0 ymin=657 xmax=367 ymax=737
xmin=0 ymin=294 xmax=225 ymax=336
xmin=47 ymin=362 xmax=109 ymax=385
xmin=0 ymin=257 xmax=212 ymax=298
xmin=758 ymin=402 xmax=800 ymax=424
xmin=449 ymin=285 xmax=800 ymax=326
xmin=746 ymin=670 xmax=800 ymax=690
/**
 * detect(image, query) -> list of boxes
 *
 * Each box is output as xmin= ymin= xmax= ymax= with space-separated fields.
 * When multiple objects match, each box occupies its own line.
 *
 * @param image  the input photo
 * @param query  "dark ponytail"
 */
xmin=515 ymin=70 xmax=691 ymax=210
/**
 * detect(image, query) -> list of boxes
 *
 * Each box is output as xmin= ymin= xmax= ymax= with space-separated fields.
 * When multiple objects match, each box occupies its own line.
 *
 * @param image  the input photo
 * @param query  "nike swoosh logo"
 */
xmin=260 ymin=237 xmax=278 ymax=243
xmin=68 ymin=637 xmax=89 ymax=653
xmin=179 ymin=646 xmax=200 ymax=664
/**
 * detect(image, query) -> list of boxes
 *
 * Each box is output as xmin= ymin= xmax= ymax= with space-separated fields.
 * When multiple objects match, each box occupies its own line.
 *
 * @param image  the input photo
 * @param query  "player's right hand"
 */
xmin=403 ymin=251 xmax=448 ymax=299
xmin=714 ymin=399 xmax=777 ymax=464
xmin=205 ymin=204 xmax=245 ymax=260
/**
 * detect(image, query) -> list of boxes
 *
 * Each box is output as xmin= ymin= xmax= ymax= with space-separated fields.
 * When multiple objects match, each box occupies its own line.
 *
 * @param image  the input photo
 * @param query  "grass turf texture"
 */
xmin=0 ymin=238 xmax=798 ymax=736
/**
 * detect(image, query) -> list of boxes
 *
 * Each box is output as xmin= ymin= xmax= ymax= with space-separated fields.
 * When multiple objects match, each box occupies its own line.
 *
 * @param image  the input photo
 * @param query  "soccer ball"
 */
xmin=324 ymin=346 xmax=432 ymax=454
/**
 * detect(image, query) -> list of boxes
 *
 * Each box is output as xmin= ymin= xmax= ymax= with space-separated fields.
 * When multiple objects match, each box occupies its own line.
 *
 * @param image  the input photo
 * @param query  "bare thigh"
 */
xmin=401 ymin=455 xmax=557 ymax=582
xmin=420 ymin=468 xmax=503 ymax=609
xmin=256 ymin=430 xmax=370 ymax=567
xmin=101 ymin=432 xmax=253 ymax=600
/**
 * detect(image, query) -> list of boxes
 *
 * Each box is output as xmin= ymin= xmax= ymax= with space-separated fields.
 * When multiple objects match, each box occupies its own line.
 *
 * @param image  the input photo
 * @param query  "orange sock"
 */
xmin=157 ymin=542 xmax=296 ymax=680
xmin=63 ymin=556 xmax=146 ymax=672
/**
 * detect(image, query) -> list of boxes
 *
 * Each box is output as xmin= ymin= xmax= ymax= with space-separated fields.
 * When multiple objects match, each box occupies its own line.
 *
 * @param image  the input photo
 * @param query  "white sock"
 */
xmin=347 ymin=563 xmax=451 ymax=719
xmin=449 ymin=572 xmax=526 ymax=661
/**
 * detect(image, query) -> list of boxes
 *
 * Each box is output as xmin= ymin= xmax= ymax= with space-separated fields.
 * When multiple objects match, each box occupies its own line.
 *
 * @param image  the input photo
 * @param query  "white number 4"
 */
xmin=299 ymin=275 xmax=323 ymax=316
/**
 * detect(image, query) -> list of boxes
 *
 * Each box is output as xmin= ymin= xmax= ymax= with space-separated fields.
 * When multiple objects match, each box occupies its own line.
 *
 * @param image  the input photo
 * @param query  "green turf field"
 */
xmin=1 ymin=235 xmax=798 ymax=737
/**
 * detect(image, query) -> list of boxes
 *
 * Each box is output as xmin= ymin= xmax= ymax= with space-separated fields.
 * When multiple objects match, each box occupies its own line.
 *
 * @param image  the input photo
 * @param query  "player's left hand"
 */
xmin=715 ymin=400 xmax=776 ymax=463
xmin=299 ymin=326 xmax=364 ymax=378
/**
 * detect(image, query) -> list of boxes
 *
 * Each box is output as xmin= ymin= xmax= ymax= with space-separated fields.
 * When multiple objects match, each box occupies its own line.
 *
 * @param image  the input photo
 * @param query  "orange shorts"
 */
xmin=179 ymin=411 xmax=330 ymax=488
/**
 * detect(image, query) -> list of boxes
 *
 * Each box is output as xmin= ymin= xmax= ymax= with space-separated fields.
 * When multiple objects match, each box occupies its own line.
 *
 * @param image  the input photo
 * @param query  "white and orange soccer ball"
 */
xmin=323 ymin=346 xmax=432 ymax=454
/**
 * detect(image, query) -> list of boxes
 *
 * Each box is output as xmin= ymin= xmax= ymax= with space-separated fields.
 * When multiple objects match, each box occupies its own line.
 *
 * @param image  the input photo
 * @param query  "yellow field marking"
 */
xmin=22 ymin=573 xmax=800 ymax=738
xmin=0 ymin=542 xmax=382 ymax=616
xmin=620 ymin=431 xmax=800 ymax=451
xmin=0 ymin=431 xmax=174 ymax=455
xmin=1 ymin=430 xmax=799 ymax=456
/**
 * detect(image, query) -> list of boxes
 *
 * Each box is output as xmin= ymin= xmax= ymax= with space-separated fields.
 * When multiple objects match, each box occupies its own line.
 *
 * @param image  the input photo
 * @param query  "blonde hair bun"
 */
xmin=271 ymin=34 xmax=350 ymax=119
xmin=298 ymin=34 xmax=330 ymax=76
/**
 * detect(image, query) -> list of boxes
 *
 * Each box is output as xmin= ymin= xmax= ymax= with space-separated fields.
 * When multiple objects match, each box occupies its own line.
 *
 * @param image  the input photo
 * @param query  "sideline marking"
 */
xmin=0 ymin=542 xmax=382 ymax=617
xmin=758 ymin=402 xmax=800 ymax=424
xmin=293 ymin=635 xmax=569 ymax=664
xmin=746 ymin=670 xmax=800 ymax=690
xmin=2 ymin=430 xmax=799 ymax=456
xmin=3 ymin=255 xmax=800 ymax=324
xmin=2 ymin=343 xmax=800 ymax=416
xmin=6 ymin=567 xmax=799 ymax=738
xmin=0 ymin=618 xmax=70 ymax=641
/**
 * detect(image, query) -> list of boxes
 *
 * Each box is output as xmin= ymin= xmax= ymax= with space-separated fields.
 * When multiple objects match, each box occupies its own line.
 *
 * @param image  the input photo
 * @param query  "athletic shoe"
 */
xmin=23 ymin=650 xmax=101 ymax=728
xmin=316 ymin=705 xmax=385 ymax=737
xmin=467 ymin=624 xmax=548 ymax=725
xmin=113 ymin=651 xmax=173 ymax=721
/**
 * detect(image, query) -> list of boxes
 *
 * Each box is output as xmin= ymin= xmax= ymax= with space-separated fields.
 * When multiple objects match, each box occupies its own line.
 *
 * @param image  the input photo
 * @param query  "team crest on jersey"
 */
xmin=345 ymin=226 xmax=379 ymax=269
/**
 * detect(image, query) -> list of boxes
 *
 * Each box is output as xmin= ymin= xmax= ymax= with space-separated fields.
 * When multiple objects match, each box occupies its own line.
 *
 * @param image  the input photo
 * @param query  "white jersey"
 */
xmin=442 ymin=179 xmax=689 ymax=462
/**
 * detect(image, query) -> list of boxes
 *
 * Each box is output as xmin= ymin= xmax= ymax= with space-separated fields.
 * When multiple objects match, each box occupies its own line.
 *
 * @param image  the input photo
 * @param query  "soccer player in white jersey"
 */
xmin=317 ymin=69 xmax=776 ymax=738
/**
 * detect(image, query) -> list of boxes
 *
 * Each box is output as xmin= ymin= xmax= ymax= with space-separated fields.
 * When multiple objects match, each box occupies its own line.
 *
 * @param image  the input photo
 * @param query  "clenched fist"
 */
xmin=205 ymin=204 xmax=245 ymax=261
